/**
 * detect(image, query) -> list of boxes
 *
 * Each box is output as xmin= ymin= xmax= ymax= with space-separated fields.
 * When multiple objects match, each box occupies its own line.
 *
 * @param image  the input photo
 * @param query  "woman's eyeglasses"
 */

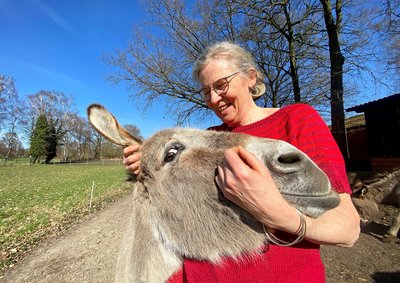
xmin=199 ymin=71 xmax=240 ymax=102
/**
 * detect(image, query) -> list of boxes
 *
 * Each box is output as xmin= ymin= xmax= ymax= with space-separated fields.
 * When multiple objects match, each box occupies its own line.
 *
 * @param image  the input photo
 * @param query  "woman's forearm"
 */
xmin=304 ymin=193 xmax=360 ymax=247
xmin=274 ymin=193 xmax=360 ymax=247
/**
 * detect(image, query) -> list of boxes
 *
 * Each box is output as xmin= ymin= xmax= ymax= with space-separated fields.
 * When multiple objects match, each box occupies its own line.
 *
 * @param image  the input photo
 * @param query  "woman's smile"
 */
xmin=216 ymin=103 xmax=231 ymax=113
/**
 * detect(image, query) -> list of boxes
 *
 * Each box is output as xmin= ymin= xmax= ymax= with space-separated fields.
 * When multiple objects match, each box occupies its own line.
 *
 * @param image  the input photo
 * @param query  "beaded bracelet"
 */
xmin=263 ymin=208 xmax=307 ymax=247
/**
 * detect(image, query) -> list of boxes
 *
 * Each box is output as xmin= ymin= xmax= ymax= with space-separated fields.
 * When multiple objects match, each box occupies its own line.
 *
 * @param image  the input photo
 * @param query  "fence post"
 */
xmin=89 ymin=181 xmax=95 ymax=209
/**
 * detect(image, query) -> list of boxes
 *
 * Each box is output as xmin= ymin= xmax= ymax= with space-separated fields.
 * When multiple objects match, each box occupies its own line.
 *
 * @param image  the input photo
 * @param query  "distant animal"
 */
xmin=351 ymin=168 xmax=400 ymax=241
xmin=87 ymin=104 xmax=340 ymax=283
xmin=351 ymin=186 xmax=380 ymax=224
xmin=386 ymin=210 xmax=400 ymax=241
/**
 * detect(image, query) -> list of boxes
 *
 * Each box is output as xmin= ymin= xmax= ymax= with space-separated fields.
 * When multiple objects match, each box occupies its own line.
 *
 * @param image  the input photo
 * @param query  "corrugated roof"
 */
xmin=345 ymin=114 xmax=365 ymax=128
xmin=346 ymin=93 xmax=400 ymax=113
xmin=328 ymin=114 xmax=366 ymax=129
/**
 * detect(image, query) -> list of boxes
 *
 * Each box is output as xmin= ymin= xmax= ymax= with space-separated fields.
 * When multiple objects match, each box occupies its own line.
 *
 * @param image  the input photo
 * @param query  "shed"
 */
xmin=346 ymin=93 xmax=400 ymax=171
xmin=344 ymin=114 xmax=369 ymax=171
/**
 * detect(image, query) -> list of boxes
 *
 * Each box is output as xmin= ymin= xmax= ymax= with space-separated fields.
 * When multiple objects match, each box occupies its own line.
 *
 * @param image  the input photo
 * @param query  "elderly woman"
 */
xmin=123 ymin=41 xmax=360 ymax=282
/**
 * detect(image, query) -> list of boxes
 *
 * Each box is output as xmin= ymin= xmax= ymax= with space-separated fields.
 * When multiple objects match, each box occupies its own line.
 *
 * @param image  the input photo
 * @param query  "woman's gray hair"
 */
xmin=192 ymin=41 xmax=266 ymax=99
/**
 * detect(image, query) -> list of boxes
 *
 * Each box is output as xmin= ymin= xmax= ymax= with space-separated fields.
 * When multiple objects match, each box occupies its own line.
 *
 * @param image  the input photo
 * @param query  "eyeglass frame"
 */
xmin=198 ymin=71 xmax=240 ymax=102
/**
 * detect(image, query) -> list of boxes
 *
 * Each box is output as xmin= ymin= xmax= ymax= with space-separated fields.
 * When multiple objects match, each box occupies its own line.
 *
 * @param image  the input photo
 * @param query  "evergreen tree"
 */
xmin=29 ymin=114 xmax=47 ymax=163
xmin=44 ymin=119 xmax=57 ymax=163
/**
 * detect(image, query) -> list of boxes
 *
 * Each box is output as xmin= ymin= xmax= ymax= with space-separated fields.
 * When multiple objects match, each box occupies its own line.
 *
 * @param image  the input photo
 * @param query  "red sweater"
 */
xmin=167 ymin=104 xmax=351 ymax=283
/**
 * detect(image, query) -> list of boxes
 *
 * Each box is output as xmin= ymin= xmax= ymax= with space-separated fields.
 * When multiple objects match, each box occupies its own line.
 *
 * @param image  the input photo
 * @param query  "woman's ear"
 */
xmin=247 ymin=68 xmax=257 ymax=88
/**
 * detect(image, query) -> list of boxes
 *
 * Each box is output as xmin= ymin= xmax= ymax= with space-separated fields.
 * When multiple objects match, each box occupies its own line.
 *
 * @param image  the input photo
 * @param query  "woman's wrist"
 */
xmin=263 ymin=208 xmax=307 ymax=246
xmin=260 ymin=202 xmax=305 ymax=236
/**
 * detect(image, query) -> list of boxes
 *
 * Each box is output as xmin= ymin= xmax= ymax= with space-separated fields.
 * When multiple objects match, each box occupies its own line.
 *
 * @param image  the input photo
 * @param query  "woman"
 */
xmin=123 ymin=41 xmax=360 ymax=282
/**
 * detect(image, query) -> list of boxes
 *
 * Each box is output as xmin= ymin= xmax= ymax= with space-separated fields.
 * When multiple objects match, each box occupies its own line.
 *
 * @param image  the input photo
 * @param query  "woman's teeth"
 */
xmin=217 ymin=105 xmax=228 ymax=112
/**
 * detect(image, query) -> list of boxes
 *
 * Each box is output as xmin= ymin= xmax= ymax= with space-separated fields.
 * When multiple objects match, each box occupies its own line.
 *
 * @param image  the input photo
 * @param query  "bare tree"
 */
xmin=0 ymin=75 xmax=25 ymax=162
xmin=242 ymin=1 xmax=302 ymax=102
xmin=232 ymin=0 xmax=332 ymax=107
xmin=106 ymin=0 xmax=213 ymax=125
xmin=101 ymin=141 xmax=123 ymax=159
xmin=106 ymin=0 xmax=333 ymax=121
xmin=123 ymin=124 xmax=143 ymax=140
xmin=1 ymin=132 xmax=24 ymax=163
xmin=107 ymin=0 xmax=395 ymax=134
xmin=58 ymin=114 xmax=91 ymax=161
xmin=0 ymin=75 xmax=19 ymax=133
xmin=91 ymin=129 xmax=103 ymax=160
xmin=319 ymin=0 xmax=349 ymax=160
xmin=378 ymin=0 xmax=400 ymax=80
xmin=20 ymin=90 xmax=76 ymax=152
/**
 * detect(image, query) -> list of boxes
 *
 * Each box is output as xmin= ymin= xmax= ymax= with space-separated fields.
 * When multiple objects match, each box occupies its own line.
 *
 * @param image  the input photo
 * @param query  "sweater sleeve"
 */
xmin=288 ymin=105 xmax=351 ymax=194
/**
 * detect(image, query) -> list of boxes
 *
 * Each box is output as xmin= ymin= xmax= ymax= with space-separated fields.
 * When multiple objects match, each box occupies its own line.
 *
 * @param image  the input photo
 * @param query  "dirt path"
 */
xmin=0 ymin=195 xmax=132 ymax=283
xmin=0 ymin=194 xmax=399 ymax=283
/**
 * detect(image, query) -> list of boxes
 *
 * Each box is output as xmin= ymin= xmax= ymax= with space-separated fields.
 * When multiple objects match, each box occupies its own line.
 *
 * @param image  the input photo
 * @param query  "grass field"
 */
xmin=0 ymin=164 xmax=132 ymax=269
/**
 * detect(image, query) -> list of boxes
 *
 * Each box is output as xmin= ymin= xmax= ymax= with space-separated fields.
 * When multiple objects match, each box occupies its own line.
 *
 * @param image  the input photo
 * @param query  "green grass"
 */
xmin=0 ymin=164 xmax=132 ymax=269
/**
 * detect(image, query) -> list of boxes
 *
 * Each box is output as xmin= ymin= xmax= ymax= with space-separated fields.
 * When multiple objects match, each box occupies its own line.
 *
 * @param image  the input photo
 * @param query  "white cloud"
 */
xmin=35 ymin=0 xmax=84 ymax=39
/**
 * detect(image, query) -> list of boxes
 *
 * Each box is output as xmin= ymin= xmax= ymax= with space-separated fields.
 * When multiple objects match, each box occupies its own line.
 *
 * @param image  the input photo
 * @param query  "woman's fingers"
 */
xmin=236 ymin=146 xmax=266 ymax=172
xmin=123 ymin=144 xmax=140 ymax=158
xmin=222 ymin=146 xmax=267 ymax=177
xmin=123 ymin=144 xmax=142 ymax=174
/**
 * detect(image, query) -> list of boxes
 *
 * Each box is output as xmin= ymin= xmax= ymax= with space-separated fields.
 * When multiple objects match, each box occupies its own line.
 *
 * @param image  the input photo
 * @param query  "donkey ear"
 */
xmin=87 ymin=104 xmax=143 ymax=147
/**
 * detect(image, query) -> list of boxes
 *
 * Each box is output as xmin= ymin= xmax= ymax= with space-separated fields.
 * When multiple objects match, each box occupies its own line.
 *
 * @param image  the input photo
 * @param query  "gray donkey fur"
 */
xmin=87 ymin=104 xmax=340 ymax=283
xmin=352 ymin=168 xmax=400 ymax=241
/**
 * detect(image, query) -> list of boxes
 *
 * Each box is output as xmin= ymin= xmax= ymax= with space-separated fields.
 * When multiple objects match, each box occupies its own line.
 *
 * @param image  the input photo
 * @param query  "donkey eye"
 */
xmin=164 ymin=143 xmax=185 ymax=163
xmin=165 ymin=148 xmax=178 ymax=162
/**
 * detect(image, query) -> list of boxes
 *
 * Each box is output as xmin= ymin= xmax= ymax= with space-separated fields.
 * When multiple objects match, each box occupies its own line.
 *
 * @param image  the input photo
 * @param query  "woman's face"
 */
xmin=198 ymin=59 xmax=256 ymax=127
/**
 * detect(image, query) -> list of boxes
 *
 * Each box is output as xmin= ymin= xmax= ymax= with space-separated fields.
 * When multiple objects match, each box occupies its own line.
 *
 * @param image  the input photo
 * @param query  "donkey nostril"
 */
xmin=277 ymin=152 xmax=303 ymax=165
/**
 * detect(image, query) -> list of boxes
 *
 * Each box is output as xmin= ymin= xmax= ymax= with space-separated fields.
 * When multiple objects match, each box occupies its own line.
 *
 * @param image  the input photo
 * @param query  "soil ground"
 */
xmin=0 ymin=194 xmax=399 ymax=283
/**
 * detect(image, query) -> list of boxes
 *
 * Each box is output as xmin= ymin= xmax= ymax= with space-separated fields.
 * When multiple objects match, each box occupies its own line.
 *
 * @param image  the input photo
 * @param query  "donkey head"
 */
xmin=88 ymin=104 xmax=340 ymax=281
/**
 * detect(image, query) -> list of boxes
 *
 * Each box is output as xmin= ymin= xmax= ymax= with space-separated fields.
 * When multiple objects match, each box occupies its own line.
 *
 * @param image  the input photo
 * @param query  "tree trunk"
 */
xmin=284 ymin=3 xmax=301 ymax=102
xmin=320 ymin=0 xmax=349 ymax=164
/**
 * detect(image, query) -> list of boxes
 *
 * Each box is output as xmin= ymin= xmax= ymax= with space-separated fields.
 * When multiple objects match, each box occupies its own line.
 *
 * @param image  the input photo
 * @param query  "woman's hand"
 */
xmin=216 ymin=146 xmax=360 ymax=247
xmin=123 ymin=144 xmax=142 ymax=175
xmin=215 ymin=146 xmax=302 ymax=234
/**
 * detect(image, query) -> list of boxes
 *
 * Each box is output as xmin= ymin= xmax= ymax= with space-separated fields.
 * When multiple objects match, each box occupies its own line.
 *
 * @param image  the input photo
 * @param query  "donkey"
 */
xmin=351 ymin=168 xmax=400 ymax=241
xmin=87 ymin=104 xmax=340 ymax=283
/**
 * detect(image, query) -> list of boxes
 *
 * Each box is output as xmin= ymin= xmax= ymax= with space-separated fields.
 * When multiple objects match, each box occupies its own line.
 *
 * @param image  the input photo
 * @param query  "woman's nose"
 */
xmin=209 ymin=88 xmax=221 ymax=104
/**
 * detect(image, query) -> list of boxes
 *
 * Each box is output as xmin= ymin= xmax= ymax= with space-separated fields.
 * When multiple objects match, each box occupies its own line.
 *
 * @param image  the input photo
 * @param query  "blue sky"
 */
xmin=0 ymin=0 xmax=397 ymax=142
xmin=0 ymin=0 xmax=183 ymax=139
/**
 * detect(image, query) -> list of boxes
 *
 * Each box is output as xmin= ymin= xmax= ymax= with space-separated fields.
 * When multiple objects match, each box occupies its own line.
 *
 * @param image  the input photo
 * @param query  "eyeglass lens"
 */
xmin=201 ymin=72 xmax=239 ymax=101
